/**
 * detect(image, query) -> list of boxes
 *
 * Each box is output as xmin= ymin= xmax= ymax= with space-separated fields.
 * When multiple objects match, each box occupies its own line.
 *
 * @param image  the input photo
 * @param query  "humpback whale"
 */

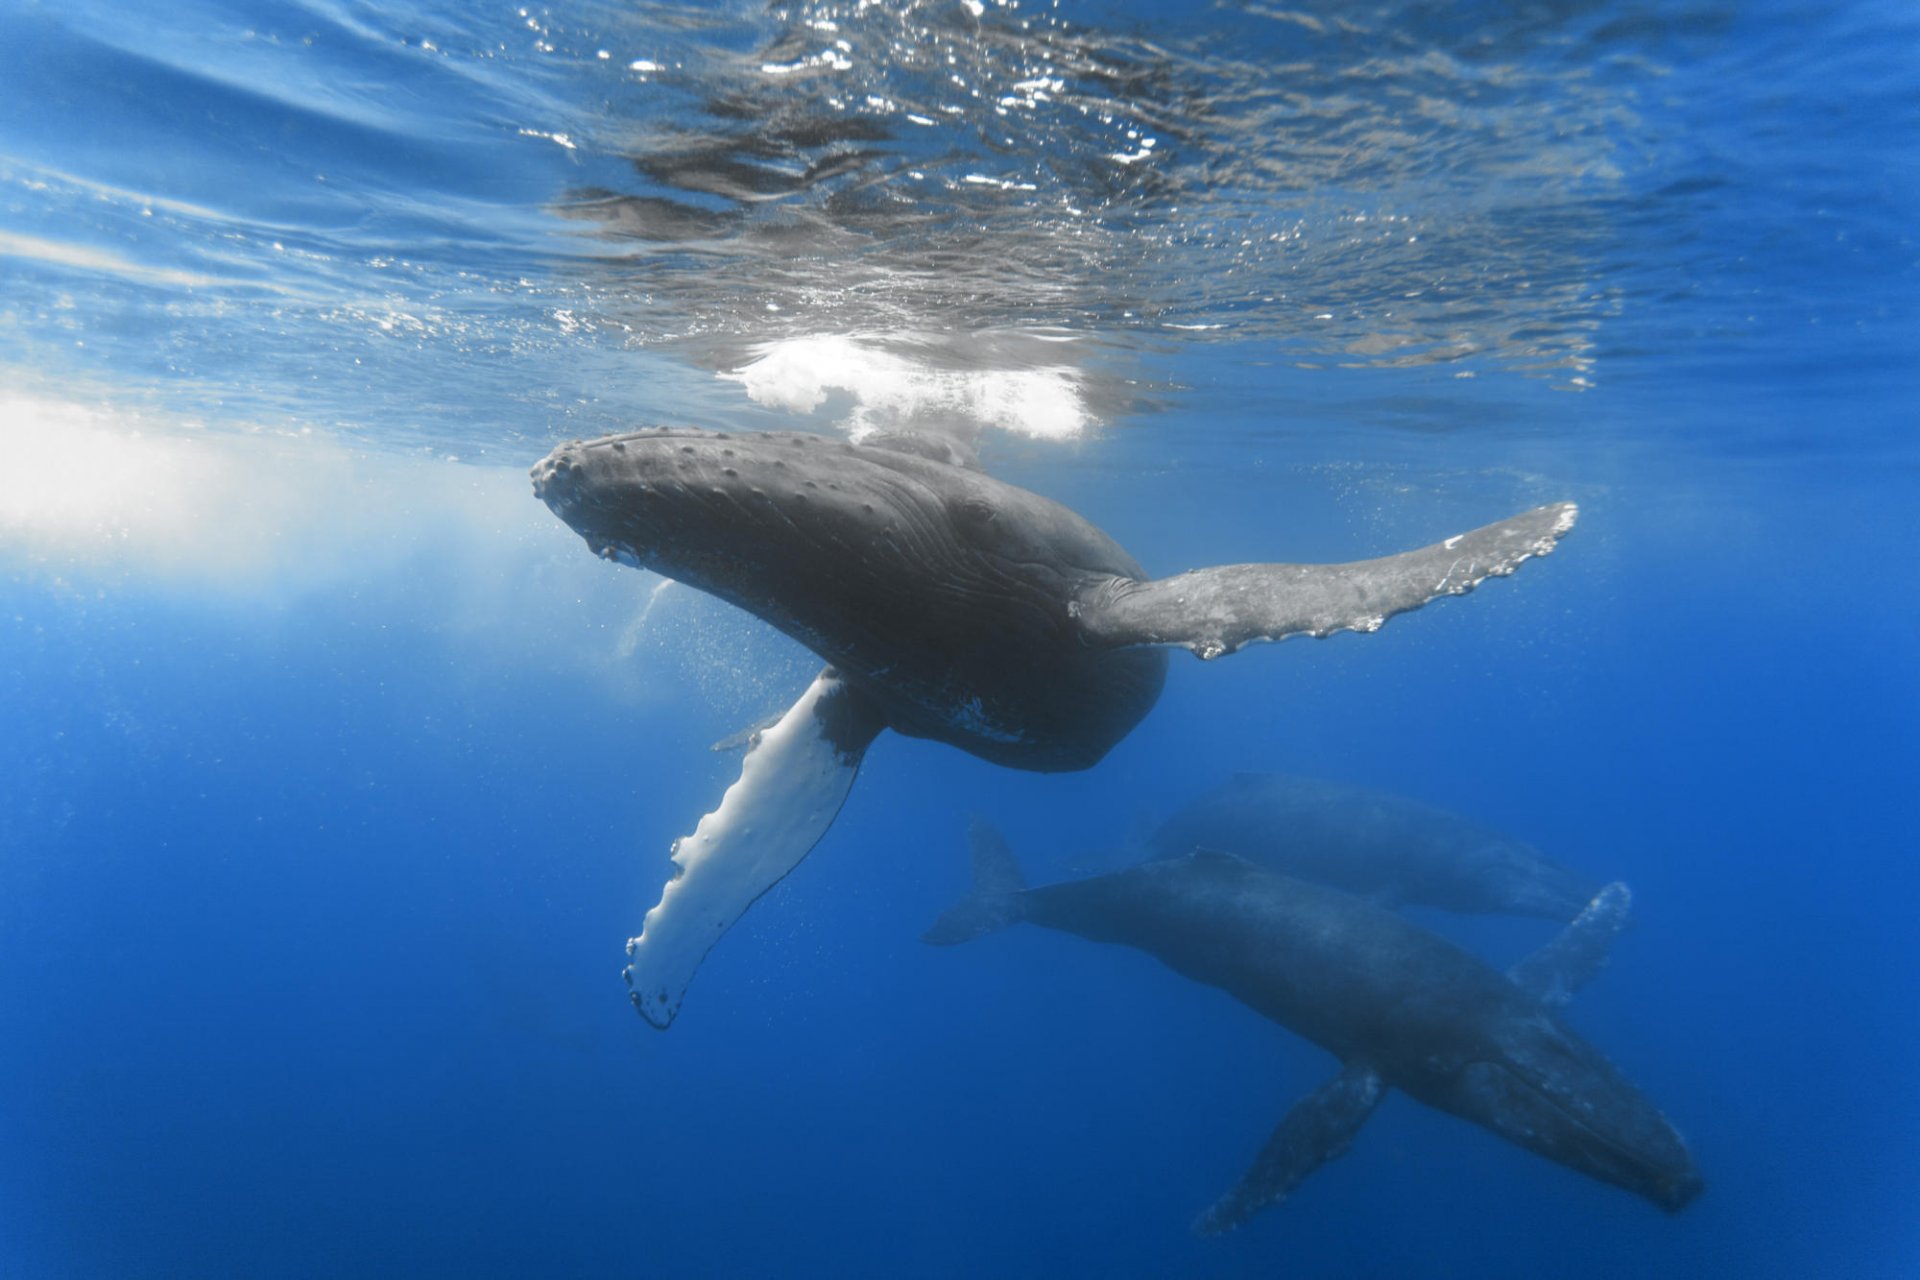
xmin=531 ymin=427 xmax=1577 ymax=1027
xmin=926 ymin=821 xmax=1702 ymax=1229
xmin=1145 ymin=772 xmax=1600 ymax=918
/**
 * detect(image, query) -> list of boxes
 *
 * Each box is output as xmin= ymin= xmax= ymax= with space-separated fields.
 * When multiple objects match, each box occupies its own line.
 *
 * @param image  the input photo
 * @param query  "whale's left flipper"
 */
xmin=1194 ymin=1062 xmax=1387 ymax=1236
xmin=1072 ymin=502 xmax=1577 ymax=659
xmin=1507 ymin=881 xmax=1633 ymax=1009
xmin=623 ymin=668 xmax=885 ymax=1028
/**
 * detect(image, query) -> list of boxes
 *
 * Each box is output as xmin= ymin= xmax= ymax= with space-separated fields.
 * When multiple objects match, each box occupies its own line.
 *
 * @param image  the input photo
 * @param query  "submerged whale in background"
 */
xmin=531 ymin=427 xmax=1577 ymax=1027
xmin=927 ymin=821 xmax=1701 ymax=1229
xmin=1145 ymin=772 xmax=1601 ymax=919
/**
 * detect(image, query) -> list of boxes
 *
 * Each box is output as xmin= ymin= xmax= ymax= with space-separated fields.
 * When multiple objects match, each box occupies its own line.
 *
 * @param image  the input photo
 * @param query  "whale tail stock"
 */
xmin=922 ymin=816 xmax=1029 ymax=945
xmin=1070 ymin=502 xmax=1578 ymax=659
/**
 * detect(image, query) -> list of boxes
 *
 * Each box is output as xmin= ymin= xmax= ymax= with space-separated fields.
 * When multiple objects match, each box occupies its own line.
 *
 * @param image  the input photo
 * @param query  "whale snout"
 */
xmin=527 ymin=427 xmax=992 ymax=643
xmin=530 ymin=442 xmax=587 ymax=512
xmin=1647 ymin=1162 xmax=1707 ymax=1214
xmin=531 ymin=429 xmax=785 ymax=572
xmin=1452 ymin=1051 xmax=1703 ymax=1213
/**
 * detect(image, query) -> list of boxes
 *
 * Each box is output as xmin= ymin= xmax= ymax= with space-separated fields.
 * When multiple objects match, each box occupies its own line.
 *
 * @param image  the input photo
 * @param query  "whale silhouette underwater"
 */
xmin=1141 ymin=771 xmax=1602 ymax=920
xmin=926 ymin=820 xmax=1702 ymax=1230
xmin=531 ymin=427 xmax=1577 ymax=1027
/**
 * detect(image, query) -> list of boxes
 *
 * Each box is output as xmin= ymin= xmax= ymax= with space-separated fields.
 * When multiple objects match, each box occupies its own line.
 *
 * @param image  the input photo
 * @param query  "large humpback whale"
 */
xmin=927 ymin=821 xmax=1701 ymax=1229
xmin=531 ymin=427 xmax=1577 ymax=1026
xmin=1145 ymin=772 xmax=1601 ymax=918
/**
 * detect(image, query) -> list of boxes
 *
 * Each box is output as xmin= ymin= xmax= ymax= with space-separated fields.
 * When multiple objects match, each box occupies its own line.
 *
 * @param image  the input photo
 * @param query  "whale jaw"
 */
xmin=1442 ymin=1022 xmax=1703 ymax=1213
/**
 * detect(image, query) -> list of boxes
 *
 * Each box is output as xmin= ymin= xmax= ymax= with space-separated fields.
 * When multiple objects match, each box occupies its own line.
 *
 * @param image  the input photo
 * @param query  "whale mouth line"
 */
xmin=1468 ymin=1057 xmax=1691 ymax=1195
xmin=1473 ymin=1060 xmax=1614 ymax=1142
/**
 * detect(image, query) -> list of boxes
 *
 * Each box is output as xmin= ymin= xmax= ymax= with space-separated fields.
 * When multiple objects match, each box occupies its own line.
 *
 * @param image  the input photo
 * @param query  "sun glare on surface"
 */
xmin=0 ymin=396 xmax=228 ymax=555
xmin=0 ymin=395 xmax=374 ymax=585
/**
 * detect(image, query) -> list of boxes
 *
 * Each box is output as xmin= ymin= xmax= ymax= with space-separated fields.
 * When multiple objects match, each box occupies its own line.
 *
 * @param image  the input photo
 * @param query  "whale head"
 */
xmin=1450 ymin=839 xmax=1604 ymax=921
xmin=530 ymin=428 xmax=1083 ymax=642
xmin=531 ymin=428 xmax=911 ymax=615
xmin=1440 ymin=1011 xmax=1704 ymax=1212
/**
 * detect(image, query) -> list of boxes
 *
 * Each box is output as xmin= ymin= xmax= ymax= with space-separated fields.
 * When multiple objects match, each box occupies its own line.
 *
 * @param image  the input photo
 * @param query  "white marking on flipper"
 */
xmin=1507 ymin=882 xmax=1632 ymax=1008
xmin=623 ymin=669 xmax=880 ymax=1028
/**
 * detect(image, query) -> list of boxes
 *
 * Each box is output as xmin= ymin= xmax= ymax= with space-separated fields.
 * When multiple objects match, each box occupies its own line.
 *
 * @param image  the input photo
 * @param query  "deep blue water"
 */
xmin=2 ymin=1 xmax=1916 ymax=1276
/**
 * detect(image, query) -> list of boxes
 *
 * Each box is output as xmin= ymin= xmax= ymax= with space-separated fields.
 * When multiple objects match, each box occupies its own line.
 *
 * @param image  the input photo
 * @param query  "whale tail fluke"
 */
xmin=923 ymin=816 xmax=1029 ymax=945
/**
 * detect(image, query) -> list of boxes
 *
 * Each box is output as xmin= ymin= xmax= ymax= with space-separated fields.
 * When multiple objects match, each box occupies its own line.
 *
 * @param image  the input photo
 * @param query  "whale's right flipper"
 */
xmin=623 ymin=667 xmax=885 ymax=1029
xmin=1072 ymin=502 xmax=1577 ymax=659
xmin=1507 ymin=882 xmax=1633 ymax=1008
xmin=1193 ymin=1062 xmax=1386 ymax=1236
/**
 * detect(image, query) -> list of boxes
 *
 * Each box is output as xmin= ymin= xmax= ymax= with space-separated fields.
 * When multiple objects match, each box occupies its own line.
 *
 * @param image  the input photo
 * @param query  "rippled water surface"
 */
xmin=1 ymin=1 xmax=1916 ymax=1277
xmin=5 ymin=0 xmax=1910 ymax=447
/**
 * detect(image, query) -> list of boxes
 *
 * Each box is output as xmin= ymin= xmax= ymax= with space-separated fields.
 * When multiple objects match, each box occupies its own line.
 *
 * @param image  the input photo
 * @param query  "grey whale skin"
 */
xmin=531 ymin=427 xmax=1577 ymax=1027
xmin=927 ymin=823 xmax=1702 ymax=1230
xmin=1146 ymin=772 xmax=1600 ymax=919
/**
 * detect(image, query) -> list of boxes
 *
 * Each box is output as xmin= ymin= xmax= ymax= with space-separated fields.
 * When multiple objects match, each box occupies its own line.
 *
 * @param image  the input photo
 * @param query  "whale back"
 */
xmin=1147 ymin=773 xmax=1601 ymax=919
xmin=1013 ymin=851 xmax=1518 ymax=1059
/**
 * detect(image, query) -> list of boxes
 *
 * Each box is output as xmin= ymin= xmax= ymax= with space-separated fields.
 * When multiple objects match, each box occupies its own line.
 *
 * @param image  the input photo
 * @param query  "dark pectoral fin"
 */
xmin=1073 ymin=503 xmax=1577 ymax=658
xmin=1507 ymin=881 xmax=1632 ymax=1008
xmin=1193 ymin=1063 xmax=1386 ymax=1236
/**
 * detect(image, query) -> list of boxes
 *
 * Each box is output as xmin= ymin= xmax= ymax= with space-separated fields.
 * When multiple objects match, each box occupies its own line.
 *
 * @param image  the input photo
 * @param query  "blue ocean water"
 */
xmin=1 ymin=0 xmax=1915 ymax=1275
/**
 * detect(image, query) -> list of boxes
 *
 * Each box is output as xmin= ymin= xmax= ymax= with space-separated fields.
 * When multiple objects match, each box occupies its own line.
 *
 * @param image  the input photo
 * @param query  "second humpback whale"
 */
xmin=1144 ymin=772 xmax=1601 ymax=919
xmin=531 ymin=427 xmax=1577 ymax=1026
xmin=926 ymin=820 xmax=1702 ymax=1230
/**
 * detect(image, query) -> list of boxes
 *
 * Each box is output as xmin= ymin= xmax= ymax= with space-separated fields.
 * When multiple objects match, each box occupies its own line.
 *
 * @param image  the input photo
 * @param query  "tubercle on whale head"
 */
xmin=531 ymin=427 xmax=692 ymax=501
xmin=531 ymin=427 xmax=800 ymax=576
xmin=528 ymin=426 xmax=972 ymax=628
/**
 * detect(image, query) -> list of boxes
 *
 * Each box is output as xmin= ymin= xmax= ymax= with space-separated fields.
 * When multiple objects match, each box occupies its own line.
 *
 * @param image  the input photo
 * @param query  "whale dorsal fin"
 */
xmin=1068 ymin=503 xmax=1577 ymax=659
xmin=1193 ymin=1061 xmax=1386 ymax=1236
xmin=1507 ymin=882 xmax=1633 ymax=1008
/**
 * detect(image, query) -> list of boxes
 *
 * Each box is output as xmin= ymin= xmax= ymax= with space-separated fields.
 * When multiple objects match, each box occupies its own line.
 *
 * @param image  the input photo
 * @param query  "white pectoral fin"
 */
xmin=1073 ymin=502 xmax=1577 ymax=659
xmin=624 ymin=669 xmax=886 ymax=1029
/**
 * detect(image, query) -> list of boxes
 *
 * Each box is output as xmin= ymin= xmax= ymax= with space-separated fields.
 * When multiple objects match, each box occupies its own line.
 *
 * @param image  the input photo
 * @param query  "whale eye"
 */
xmin=957 ymin=498 xmax=997 ymax=525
